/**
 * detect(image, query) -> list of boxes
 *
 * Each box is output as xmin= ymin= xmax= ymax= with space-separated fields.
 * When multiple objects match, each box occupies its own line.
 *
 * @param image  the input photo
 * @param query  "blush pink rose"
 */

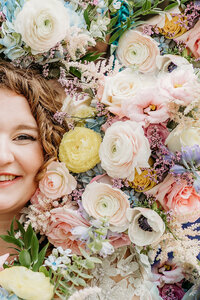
xmin=147 ymin=174 xmax=200 ymax=221
xmin=47 ymin=207 xmax=90 ymax=254
xmin=122 ymin=88 xmax=170 ymax=125
xmin=158 ymin=68 xmax=200 ymax=105
xmin=176 ymin=20 xmax=200 ymax=58
xmin=39 ymin=161 xmax=77 ymax=200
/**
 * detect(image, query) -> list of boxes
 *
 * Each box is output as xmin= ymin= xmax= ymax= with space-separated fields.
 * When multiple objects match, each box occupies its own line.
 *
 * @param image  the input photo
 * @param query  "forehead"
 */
xmin=0 ymin=88 xmax=37 ymax=126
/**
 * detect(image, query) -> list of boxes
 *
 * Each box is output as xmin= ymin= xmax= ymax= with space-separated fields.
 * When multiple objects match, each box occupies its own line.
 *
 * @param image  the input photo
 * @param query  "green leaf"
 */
xmin=75 ymin=277 xmax=86 ymax=287
xmin=39 ymin=266 xmax=49 ymax=278
xmin=69 ymin=67 xmax=81 ymax=79
xmin=0 ymin=235 xmax=24 ymax=249
xmin=83 ymin=8 xmax=91 ymax=29
xmin=164 ymin=3 xmax=178 ymax=10
xmin=10 ymin=218 xmax=15 ymax=237
xmin=19 ymin=249 xmax=31 ymax=268
xmin=142 ymin=0 xmax=151 ymax=11
xmin=32 ymin=243 xmax=49 ymax=272
xmin=31 ymin=232 xmax=39 ymax=263
xmin=109 ymin=28 xmax=124 ymax=44
xmin=24 ymin=224 xmax=33 ymax=249
xmin=108 ymin=15 xmax=119 ymax=30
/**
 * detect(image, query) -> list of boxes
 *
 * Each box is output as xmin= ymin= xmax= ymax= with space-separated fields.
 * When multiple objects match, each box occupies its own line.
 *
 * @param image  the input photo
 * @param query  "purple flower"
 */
xmin=159 ymin=284 xmax=185 ymax=300
xmin=170 ymin=165 xmax=186 ymax=175
xmin=181 ymin=145 xmax=200 ymax=167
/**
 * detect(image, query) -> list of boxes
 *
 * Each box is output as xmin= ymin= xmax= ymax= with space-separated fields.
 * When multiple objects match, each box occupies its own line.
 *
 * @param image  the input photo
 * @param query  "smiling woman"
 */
xmin=0 ymin=61 xmax=68 ymax=256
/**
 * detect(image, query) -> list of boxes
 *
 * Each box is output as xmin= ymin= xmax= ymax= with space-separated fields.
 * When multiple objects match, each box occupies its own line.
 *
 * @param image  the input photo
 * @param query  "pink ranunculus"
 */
xmin=0 ymin=254 xmax=9 ymax=271
xmin=39 ymin=161 xmax=77 ymax=200
xmin=46 ymin=207 xmax=90 ymax=254
xmin=144 ymin=123 xmax=169 ymax=145
xmin=159 ymin=284 xmax=185 ymax=300
xmin=147 ymin=174 xmax=200 ymax=221
xmin=122 ymin=88 xmax=170 ymax=125
xmin=158 ymin=68 xmax=200 ymax=105
xmin=176 ymin=20 xmax=200 ymax=58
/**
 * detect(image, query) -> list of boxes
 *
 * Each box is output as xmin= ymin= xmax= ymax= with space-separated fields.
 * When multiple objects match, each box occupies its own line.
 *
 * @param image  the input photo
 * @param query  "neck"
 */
xmin=0 ymin=210 xmax=20 ymax=256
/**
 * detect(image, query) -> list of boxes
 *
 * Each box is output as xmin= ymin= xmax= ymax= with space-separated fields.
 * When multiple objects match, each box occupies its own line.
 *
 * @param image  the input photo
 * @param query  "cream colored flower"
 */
xmin=98 ymin=68 xmax=141 ymax=117
xmin=117 ymin=31 xmax=160 ymax=73
xmin=59 ymin=127 xmax=102 ymax=173
xmin=165 ymin=126 xmax=200 ymax=152
xmin=99 ymin=121 xmax=151 ymax=181
xmin=82 ymin=182 xmax=130 ymax=232
xmin=0 ymin=266 xmax=54 ymax=300
xmin=127 ymin=207 xmax=165 ymax=246
xmin=14 ymin=0 xmax=69 ymax=54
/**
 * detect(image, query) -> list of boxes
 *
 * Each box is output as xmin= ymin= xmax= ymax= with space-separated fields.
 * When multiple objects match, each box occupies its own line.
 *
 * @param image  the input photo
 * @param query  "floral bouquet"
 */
xmin=0 ymin=0 xmax=200 ymax=299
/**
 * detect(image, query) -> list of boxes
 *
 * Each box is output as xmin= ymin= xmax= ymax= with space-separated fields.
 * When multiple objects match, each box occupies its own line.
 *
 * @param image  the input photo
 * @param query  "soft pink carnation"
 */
xmin=47 ymin=207 xmax=90 ymax=254
xmin=158 ymin=68 xmax=199 ymax=105
xmin=122 ymin=88 xmax=169 ymax=125
xmin=176 ymin=20 xmax=200 ymax=58
xmin=39 ymin=161 xmax=77 ymax=200
xmin=147 ymin=174 xmax=200 ymax=221
xmin=0 ymin=254 xmax=9 ymax=271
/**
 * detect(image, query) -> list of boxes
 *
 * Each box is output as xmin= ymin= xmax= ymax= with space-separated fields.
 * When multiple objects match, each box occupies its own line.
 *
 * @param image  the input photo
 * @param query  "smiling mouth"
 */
xmin=0 ymin=175 xmax=22 ymax=185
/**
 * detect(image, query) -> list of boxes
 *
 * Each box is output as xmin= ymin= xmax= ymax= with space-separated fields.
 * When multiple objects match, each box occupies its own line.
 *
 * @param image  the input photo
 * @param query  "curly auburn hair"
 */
xmin=0 ymin=61 xmax=68 ymax=179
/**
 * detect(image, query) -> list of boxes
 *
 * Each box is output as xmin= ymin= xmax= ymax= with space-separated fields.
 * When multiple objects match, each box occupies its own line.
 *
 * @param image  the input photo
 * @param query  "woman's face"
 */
xmin=0 ymin=88 xmax=44 ymax=214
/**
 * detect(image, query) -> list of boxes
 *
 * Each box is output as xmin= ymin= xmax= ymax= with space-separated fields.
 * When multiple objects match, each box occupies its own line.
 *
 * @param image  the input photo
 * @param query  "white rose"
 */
xmin=165 ymin=127 xmax=200 ymax=152
xmin=0 ymin=266 xmax=54 ymax=300
xmin=14 ymin=0 xmax=69 ymax=54
xmin=98 ymin=68 xmax=141 ymax=117
xmin=82 ymin=181 xmax=130 ymax=232
xmin=62 ymin=94 xmax=94 ymax=119
xmin=99 ymin=121 xmax=151 ymax=181
xmin=117 ymin=30 xmax=160 ymax=73
xmin=127 ymin=207 xmax=165 ymax=246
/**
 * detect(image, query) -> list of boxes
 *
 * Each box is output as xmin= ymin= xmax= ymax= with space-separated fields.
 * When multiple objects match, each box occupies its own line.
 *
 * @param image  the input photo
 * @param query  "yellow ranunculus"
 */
xmin=59 ymin=127 xmax=102 ymax=173
xmin=129 ymin=169 xmax=156 ymax=192
xmin=159 ymin=15 xmax=187 ymax=39
xmin=0 ymin=266 xmax=54 ymax=300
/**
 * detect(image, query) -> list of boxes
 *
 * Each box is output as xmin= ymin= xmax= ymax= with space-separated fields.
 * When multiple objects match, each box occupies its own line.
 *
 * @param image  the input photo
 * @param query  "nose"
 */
xmin=0 ymin=137 xmax=15 ymax=165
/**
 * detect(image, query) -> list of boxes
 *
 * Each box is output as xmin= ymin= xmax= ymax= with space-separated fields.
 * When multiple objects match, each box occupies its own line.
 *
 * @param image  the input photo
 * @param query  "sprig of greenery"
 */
xmin=0 ymin=219 xmax=48 ymax=272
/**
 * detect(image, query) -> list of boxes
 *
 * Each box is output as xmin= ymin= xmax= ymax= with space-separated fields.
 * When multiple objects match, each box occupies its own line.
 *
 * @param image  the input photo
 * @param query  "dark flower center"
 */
xmin=168 ymin=62 xmax=177 ymax=73
xmin=138 ymin=215 xmax=153 ymax=232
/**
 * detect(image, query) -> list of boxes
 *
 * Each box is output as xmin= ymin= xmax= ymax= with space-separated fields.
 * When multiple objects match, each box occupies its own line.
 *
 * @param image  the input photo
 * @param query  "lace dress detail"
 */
xmin=85 ymin=246 xmax=152 ymax=300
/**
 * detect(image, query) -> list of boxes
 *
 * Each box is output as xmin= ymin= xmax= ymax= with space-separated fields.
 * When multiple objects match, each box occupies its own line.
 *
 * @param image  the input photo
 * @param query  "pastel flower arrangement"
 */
xmin=1 ymin=0 xmax=200 ymax=300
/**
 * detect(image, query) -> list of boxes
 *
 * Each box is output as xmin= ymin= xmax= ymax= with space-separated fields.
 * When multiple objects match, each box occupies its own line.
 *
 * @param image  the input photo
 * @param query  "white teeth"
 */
xmin=0 ymin=175 xmax=16 ymax=181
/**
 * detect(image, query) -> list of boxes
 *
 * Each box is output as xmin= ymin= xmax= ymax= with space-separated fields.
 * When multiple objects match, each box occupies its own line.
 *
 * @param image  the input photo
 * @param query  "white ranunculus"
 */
xmin=117 ymin=30 xmax=160 ymax=73
xmin=14 ymin=0 xmax=69 ymax=54
xmin=156 ymin=54 xmax=192 ymax=72
xmin=99 ymin=121 xmax=151 ymax=181
xmin=98 ymin=68 xmax=141 ymax=117
xmin=127 ymin=207 xmax=165 ymax=246
xmin=82 ymin=181 xmax=130 ymax=232
xmin=0 ymin=266 xmax=54 ymax=300
xmin=165 ymin=127 xmax=200 ymax=152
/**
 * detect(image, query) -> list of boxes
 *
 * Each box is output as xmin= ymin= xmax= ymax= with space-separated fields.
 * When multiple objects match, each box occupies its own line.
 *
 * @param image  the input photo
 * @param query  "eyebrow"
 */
xmin=14 ymin=124 xmax=39 ymax=132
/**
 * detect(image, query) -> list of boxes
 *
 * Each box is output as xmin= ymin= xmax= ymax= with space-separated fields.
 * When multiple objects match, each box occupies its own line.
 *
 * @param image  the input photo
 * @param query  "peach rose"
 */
xmin=176 ymin=20 xmax=200 ymax=58
xmin=47 ymin=207 xmax=90 ymax=254
xmin=127 ymin=207 xmax=165 ymax=246
xmin=39 ymin=161 xmax=77 ymax=200
xmin=122 ymin=87 xmax=169 ymax=125
xmin=82 ymin=182 xmax=130 ymax=232
xmin=99 ymin=121 xmax=151 ymax=181
xmin=147 ymin=174 xmax=200 ymax=220
xmin=117 ymin=30 xmax=160 ymax=73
